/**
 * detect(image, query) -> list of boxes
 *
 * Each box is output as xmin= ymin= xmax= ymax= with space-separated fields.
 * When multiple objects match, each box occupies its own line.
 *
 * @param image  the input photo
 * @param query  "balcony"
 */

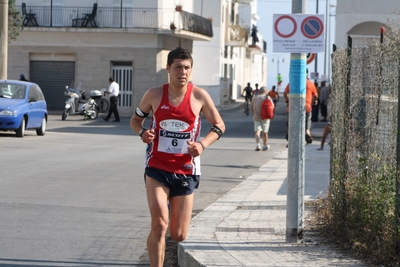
xmin=17 ymin=6 xmax=213 ymax=40
xmin=226 ymin=25 xmax=248 ymax=47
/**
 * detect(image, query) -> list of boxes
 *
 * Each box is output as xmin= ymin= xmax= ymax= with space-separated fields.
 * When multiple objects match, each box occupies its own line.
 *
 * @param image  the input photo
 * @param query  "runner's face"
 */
xmin=167 ymin=59 xmax=192 ymax=86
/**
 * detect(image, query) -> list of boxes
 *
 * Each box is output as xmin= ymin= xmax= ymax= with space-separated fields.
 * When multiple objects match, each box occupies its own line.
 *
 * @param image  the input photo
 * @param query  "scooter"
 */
xmin=61 ymin=86 xmax=98 ymax=121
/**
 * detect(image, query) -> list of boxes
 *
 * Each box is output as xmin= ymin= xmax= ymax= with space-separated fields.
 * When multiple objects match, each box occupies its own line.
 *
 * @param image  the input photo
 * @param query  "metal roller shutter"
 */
xmin=30 ymin=61 xmax=75 ymax=110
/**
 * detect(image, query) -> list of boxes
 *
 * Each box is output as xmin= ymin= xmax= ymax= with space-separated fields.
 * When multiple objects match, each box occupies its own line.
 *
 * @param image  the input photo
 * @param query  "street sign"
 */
xmin=273 ymin=14 xmax=325 ymax=53
xmin=307 ymin=53 xmax=316 ymax=64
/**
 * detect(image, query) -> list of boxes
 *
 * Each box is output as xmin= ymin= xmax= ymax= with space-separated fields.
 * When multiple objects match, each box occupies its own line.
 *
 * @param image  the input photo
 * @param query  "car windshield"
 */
xmin=0 ymin=83 xmax=26 ymax=99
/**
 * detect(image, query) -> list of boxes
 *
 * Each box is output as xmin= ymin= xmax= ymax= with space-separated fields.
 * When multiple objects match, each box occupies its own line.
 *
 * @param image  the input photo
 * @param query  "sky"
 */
xmin=256 ymin=0 xmax=337 ymax=88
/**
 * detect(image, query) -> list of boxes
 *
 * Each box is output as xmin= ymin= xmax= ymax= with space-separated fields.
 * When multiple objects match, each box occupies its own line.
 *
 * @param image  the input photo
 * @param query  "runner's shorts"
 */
xmin=144 ymin=167 xmax=200 ymax=197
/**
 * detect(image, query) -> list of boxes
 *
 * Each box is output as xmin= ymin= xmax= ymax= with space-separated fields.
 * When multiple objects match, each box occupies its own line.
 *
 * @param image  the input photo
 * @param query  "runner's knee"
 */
xmin=151 ymin=219 xmax=168 ymax=239
xmin=170 ymin=229 xmax=187 ymax=242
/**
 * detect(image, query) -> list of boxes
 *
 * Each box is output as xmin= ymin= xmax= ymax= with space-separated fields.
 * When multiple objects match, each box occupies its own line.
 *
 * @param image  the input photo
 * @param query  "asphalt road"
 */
xmin=0 ymin=101 xmax=288 ymax=266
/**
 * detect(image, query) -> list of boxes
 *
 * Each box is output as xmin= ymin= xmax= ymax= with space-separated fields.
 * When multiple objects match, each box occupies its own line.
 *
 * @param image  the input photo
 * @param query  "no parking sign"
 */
xmin=273 ymin=14 xmax=325 ymax=53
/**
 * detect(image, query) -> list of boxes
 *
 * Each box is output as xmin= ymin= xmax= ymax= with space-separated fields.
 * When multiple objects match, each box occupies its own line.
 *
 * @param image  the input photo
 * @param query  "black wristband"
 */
xmin=210 ymin=125 xmax=223 ymax=140
xmin=198 ymin=141 xmax=205 ymax=150
xmin=139 ymin=128 xmax=147 ymax=137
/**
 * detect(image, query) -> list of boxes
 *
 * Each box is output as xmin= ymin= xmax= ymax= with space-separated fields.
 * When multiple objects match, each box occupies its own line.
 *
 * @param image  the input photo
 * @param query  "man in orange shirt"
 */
xmin=283 ymin=69 xmax=318 ymax=144
xmin=268 ymin=85 xmax=279 ymax=114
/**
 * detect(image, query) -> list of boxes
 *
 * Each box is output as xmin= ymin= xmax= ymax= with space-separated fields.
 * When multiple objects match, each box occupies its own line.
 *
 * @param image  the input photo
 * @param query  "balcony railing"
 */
xmin=17 ymin=6 xmax=213 ymax=38
xmin=226 ymin=24 xmax=248 ymax=46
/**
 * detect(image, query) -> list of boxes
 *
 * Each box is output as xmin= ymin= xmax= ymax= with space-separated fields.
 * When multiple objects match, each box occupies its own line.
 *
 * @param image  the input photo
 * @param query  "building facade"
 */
xmin=8 ymin=0 xmax=265 ymax=114
xmin=192 ymin=0 xmax=266 ymax=105
xmin=335 ymin=0 xmax=399 ymax=48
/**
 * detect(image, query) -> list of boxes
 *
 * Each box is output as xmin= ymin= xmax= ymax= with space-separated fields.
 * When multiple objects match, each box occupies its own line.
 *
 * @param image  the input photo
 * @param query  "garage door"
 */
xmin=30 ymin=61 xmax=75 ymax=110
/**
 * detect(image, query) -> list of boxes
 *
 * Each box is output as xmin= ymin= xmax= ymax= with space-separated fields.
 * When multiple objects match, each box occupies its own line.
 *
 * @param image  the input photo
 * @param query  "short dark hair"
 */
xmin=167 ymin=46 xmax=193 ymax=66
xmin=109 ymin=77 xmax=114 ymax=82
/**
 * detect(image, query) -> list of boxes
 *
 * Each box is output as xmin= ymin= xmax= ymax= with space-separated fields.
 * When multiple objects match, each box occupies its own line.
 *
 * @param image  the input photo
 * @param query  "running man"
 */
xmin=130 ymin=46 xmax=225 ymax=267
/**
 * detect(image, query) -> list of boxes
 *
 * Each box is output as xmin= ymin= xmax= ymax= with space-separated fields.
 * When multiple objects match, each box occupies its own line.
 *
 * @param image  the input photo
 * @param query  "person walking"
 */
xmin=319 ymin=81 xmax=329 ymax=122
xmin=311 ymin=81 xmax=320 ymax=122
xmin=317 ymin=121 xmax=331 ymax=150
xmin=242 ymin=82 xmax=253 ymax=113
xmin=251 ymin=86 xmax=274 ymax=151
xmin=277 ymin=73 xmax=283 ymax=92
xmin=268 ymin=85 xmax=279 ymax=114
xmin=253 ymin=83 xmax=260 ymax=95
xmin=284 ymin=68 xmax=318 ymax=144
xmin=130 ymin=46 xmax=225 ymax=267
xmin=103 ymin=77 xmax=120 ymax=122
xmin=242 ymin=82 xmax=253 ymax=102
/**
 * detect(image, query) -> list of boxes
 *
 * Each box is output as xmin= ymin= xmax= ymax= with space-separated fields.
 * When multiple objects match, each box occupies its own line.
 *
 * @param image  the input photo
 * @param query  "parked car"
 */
xmin=0 ymin=80 xmax=47 ymax=137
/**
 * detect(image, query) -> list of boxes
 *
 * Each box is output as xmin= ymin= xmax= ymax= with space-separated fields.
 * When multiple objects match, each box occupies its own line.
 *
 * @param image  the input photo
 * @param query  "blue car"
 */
xmin=0 ymin=80 xmax=48 ymax=137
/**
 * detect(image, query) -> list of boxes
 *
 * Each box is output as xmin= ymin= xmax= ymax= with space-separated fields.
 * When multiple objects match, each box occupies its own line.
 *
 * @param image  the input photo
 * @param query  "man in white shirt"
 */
xmin=103 ymin=77 xmax=120 ymax=122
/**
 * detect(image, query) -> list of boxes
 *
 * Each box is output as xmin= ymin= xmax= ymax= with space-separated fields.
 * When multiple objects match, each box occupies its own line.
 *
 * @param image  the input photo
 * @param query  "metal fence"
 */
xmin=17 ymin=6 xmax=213 ymax=37
xmin=328 ymin=32 xmax=400 ymax=263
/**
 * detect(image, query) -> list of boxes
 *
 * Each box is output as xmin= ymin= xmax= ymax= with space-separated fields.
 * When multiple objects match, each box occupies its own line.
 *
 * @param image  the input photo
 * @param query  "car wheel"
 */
xmin=36 ymin=117 xmax=47 ymax=136
xmin=89 ymin=108 xmax=98 ymax=120
xmin=16 ymin=117 xmax=25 ymax=138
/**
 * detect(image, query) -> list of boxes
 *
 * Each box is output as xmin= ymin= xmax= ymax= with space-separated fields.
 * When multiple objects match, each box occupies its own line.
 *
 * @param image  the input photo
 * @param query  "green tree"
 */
xmin=8 ymin=0 xmax=23 ymax=41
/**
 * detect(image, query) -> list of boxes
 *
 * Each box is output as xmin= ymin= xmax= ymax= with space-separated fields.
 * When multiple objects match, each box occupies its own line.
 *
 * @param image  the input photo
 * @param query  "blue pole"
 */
xmin=286 ymin=0 xmax=307 ymax=242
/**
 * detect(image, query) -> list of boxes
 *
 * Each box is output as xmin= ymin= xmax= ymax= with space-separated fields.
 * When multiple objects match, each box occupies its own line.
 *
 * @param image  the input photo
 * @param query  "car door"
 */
xmin=26 ymin=85 xmax=41 ymax=127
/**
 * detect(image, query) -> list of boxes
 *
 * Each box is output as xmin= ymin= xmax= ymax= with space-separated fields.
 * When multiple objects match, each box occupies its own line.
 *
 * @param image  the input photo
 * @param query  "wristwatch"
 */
xmin=139 ymin=128 xmax=146 ymax=137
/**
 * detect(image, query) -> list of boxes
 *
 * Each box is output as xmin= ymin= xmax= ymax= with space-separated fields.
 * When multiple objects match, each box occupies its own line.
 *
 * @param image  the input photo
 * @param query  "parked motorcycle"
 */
xmin=90 ymin=88 xmax=110 ymax=113
xmin=61 ymin=86 xmax=98 ymax=120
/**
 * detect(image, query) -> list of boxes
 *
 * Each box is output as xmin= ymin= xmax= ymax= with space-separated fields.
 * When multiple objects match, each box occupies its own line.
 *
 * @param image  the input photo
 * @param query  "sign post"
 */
xmin=272 ymin=7 xmax=325 ymax=242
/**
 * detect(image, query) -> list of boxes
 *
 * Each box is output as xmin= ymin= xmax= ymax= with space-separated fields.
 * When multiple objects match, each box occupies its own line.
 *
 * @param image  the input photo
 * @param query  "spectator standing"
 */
xmin=251 ymin=86 xmax=274 ymax=151
xmin=103 ymin=77 xmax=120 ymax=122
xmin=319 ymin=81 xmax=329 ymax=122
xmin=19 ymin=74 xmax=29 ymax=81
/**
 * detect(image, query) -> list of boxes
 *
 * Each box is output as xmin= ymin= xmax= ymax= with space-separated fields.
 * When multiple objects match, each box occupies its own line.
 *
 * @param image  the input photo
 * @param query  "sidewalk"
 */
xmin=178 ymin=122 xmax=368 ymax=267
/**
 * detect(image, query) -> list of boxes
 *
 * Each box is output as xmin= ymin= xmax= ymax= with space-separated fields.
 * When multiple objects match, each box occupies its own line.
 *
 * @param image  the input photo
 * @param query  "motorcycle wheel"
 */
xmin=88 ymin=108 xmax=98 ymax=120
xmin=62 ymin=108 xmax=70 ymax=121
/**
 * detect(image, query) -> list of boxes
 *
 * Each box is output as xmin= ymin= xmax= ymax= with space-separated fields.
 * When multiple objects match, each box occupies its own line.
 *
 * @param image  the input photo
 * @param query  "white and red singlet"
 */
xmin=146 ymin=83 xmax=201 ymax=175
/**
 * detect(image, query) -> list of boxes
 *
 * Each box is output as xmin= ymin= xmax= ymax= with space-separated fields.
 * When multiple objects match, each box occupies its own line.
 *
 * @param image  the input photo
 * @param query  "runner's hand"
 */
xmin=187 ymin=141 xmax=203 ymax=157
xmin=141 ymin=129 xmax=155 ymax=144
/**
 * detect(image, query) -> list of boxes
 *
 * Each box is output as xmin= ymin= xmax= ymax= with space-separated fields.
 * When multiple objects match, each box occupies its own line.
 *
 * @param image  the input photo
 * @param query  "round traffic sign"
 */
xmin=274 ymin=15 xmax=297 ymax=38
xmin=301 ymin=16 xmax=324 ymax=39
xmin=307 ymin=53 xmax=316 ymax=64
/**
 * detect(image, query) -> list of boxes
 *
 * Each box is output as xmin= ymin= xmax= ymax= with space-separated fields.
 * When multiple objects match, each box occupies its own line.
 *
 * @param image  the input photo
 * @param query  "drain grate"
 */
xmin=236 ymin=205 xmax=286 ymax=210
xmin=236 ymin=205 xmax=314 ymax=210
xmin=216 ymin=227 xmax=275 ymax=233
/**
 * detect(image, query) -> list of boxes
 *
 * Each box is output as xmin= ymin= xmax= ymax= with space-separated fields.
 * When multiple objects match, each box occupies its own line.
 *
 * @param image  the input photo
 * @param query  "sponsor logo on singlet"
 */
xmin=160 ymin=119 xmax=189 ymax=131
xmin=161 ymin=105 xmax=170 ymax=110
xmin=182 ymin=164 xmax=193 ymax=170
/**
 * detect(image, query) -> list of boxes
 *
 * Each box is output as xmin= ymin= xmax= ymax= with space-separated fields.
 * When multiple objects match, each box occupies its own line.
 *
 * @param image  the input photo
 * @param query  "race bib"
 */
xmin=157 ymin=129 xmax=191 ymax=154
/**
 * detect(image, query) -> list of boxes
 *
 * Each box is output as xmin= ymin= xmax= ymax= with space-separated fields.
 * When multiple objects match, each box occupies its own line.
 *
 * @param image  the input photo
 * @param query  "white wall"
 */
xmin=335 ymin=0 xmax=400 ymax=47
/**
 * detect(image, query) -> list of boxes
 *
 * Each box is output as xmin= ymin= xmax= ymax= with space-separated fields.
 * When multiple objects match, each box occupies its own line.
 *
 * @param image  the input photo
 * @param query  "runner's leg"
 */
xmin=169 ymin=193 xmax=194 ymax=242
xmin=145 ymin=176 xmax=170 ymax=267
